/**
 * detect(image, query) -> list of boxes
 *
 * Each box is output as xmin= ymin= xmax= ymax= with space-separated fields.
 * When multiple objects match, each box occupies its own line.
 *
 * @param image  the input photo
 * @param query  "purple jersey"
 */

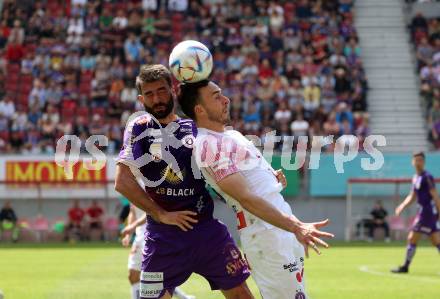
xmin=411 ymin=170 xmax=440 ymax=234
xmin=117 ymin=114 xmax=214 ymax=226
xmin=412 ymin=171 xmax=437 ymax=218
xmin=117 ymin=113 xmax=250 ymax=297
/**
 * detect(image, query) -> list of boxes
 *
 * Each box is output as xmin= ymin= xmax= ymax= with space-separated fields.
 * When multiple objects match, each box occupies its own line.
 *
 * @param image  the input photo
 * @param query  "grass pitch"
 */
xmin=0 ymin=242 xmax=439 ymax=299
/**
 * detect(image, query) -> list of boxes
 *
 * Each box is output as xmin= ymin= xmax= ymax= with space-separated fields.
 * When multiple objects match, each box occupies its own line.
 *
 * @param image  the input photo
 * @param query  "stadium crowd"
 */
xmin=0 ymin=0 xmax=368 ymax=154
xmin=411 ymin=11 xmax=440 ymax=149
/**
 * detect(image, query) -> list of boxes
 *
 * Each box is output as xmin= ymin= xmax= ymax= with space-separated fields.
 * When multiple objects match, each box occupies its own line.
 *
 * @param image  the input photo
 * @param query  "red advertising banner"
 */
xmin=6 ymin=161 xmax=106 ymax=183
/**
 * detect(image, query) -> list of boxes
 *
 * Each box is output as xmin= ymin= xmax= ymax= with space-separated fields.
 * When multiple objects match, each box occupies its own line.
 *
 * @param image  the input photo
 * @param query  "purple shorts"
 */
xmin=139 ymin=219 xmax=250 ymax=298
xmin=411 ymin=214 xmax=440 ymax=235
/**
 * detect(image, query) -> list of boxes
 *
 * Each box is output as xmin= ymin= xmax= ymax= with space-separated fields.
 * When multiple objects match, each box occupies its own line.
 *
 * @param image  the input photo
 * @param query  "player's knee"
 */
xmin=128 ymin=270 xmax=140 ymax=284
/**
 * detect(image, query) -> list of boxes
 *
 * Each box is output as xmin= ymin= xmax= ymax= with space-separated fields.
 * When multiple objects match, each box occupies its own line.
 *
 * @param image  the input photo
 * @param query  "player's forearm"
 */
xmin=133 ymin=213 xmax=147 ymax=228
xmin=401 ymin=194 xmax=415 ymax=210
xmin=239 ymin=193 xmax=299 ymax=234
xmin=127 ymin=209 xmax=135 ymax=225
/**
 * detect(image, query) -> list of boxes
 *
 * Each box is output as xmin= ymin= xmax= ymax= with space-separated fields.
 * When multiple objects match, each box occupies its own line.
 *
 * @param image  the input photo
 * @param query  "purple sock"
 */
xmin=404 ymin=244 xmax=416 ymax=268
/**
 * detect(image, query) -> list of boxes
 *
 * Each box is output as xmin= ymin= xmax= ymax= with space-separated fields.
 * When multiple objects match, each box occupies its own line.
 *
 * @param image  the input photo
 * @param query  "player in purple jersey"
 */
xmin=391 ymin=152 xmax=440 ymax=273
xmin=115 ymin=64 xmax=253 ymax=299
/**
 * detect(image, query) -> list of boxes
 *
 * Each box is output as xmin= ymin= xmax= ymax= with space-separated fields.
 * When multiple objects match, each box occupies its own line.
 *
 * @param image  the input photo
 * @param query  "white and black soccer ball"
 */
xmin=169 ymin=40 xmax=213 ymax=83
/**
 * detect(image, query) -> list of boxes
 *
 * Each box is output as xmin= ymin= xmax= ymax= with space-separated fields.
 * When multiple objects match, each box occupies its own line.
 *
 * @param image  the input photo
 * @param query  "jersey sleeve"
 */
xmin=116 ymin=117 xmax=147 ymax=170
xmin=194 ymin=134 xmax=241 ymax=183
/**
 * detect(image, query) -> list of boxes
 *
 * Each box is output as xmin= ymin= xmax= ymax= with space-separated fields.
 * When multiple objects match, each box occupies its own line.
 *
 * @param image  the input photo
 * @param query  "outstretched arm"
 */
xmin=217 ymin=172 xmax=334 ymax=257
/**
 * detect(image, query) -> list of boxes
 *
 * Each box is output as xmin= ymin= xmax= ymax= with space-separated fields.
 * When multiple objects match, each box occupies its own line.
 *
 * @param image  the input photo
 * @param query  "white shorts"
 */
xmin=128 ymin=235 xmax=144 ymax=271
xmin=241 ymin=227 xmax=307 ymax=299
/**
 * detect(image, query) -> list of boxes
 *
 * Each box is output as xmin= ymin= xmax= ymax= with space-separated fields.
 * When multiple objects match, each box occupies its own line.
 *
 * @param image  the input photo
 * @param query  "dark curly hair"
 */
xmin=177 ymin=80 xmax=210 ymax=120
xmin=135 ymin=64 xmax=172 ymax=94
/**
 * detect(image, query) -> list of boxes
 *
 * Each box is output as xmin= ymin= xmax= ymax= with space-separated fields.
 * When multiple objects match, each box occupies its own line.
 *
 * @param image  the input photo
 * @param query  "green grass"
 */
xmin=0 ymin=242 xmax=439 ymax=299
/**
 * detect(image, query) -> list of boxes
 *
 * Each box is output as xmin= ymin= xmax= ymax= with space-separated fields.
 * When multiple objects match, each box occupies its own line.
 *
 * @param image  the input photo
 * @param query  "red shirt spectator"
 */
xmin=5 ymin=41 xmax=24 ymax=62
xmin=87 ymin=200 xmax=104 ymax=228
xmin=87 ymin=201 xmax=103 ymax=220
xmin=259 ymin=59 xmax=274 ymax=79
xmin=68 ymin=200 xmax=85 ymax=225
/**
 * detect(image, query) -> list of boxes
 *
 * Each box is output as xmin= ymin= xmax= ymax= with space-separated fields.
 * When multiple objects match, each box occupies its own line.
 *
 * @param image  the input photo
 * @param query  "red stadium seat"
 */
xmin=5 ymin=82 xmax=19 ymax=93
xmin=77 ymin=106 xmax=89 ymax=118
xmin=92 ymin=107 xmax=105 ymax=118
xmin=80 ymin=73 xmax=94 ymax=83
xmin=389 ymin=216 xmax=406 ymax=240
xmin=0 ymin=131 xmax=10 ymax=142
xmin=104 ymin=217 xmax=119 ymax=241
xmin=6 ymin=63 xmax=20 ymax=74
xmin=18 ymin=93 xmax=29 ymax=107
xmin=32 ymin=215 xmax=50 ymax=242
xmin=17 ymin=218 xmax=34 ymax=242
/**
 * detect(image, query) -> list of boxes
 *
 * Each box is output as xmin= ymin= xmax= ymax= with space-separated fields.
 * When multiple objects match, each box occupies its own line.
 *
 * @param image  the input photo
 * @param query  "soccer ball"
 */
xmin=169 ymin=40 xmax=213 ymax=83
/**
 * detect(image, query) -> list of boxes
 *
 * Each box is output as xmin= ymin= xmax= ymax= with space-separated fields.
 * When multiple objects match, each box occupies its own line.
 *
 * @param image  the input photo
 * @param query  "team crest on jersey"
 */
xmin=182 ymin=134 xmax=195 ymax=148
xmin=161 ymin=165 xmax=185 ymax=184
xmin=135 ymin=115 xmax=151 ymax=125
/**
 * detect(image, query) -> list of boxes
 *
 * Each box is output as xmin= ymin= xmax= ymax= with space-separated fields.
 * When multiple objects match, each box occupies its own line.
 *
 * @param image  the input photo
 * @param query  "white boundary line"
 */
xmin=359 ymin=265 xmax=440 ymax=283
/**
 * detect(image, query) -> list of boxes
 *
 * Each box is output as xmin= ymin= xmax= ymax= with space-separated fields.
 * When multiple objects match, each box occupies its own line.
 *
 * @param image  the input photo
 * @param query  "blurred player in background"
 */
xmin=392 ymin=152 xmax=440 ymax=273
xmin=179 ymin=80 xmax=334 ymax=299
xmin=121 ymin=204 xmax=195 ymax=299
xmin=115 ymin=64 xmax=253 ymax=299
xmin=0 ymin=200 xmax=19 ymax=242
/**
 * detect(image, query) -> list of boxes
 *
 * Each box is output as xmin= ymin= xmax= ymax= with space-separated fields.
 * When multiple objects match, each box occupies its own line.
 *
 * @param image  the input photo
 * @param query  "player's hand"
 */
xmin=121 ymin=234 xmax=131 ymax=247
xmin=274 ymin=169 xmax=287 ymax=189
xmin=395 ymin=205 xmax=403 ymax=216
xmin=293 ymin=218 xmax=334 ymax=258
xmin=157 ymin=210 xmax=198 ymax=231
xmin=121 ymin=223 xmax=137 ymax=238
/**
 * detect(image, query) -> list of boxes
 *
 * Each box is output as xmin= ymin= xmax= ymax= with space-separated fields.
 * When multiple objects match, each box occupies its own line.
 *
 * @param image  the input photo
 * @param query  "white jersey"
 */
xmin=128 ymin=205 xmax=146 ymax=271
xmin=194 ymin=128 xmax=308 ymax=298
xmin=194 ymin=128 xmax=290 ymax=235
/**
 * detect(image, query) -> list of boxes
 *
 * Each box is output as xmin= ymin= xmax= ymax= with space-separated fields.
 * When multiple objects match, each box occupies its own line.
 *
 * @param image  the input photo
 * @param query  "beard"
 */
xmin=206 ymin=106 xmax=230 ymax=125
xmin=144 ymin=96 xmax=174 ymax=119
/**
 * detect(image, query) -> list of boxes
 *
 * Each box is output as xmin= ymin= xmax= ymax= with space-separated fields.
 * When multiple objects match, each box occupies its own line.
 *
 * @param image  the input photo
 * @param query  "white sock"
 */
xmin=131 ymin=282 xmax=140 ymax=299
xmin=174 ymin=287 xmax=194 ymax=299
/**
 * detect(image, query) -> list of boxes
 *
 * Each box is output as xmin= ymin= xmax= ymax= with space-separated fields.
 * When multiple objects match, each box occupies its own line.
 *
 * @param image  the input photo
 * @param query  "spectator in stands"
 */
xmin=290 ymin=113 xmax=310 ymax=139
xmin=65 ymin=199 xmax=85 ymax=242
xmin=274 ymin=101 xmax=291 ymax=126
xmin=368 ymin=200 xmax=391 ymax=242
xmin=5 ymin=37 xmax=24 ymax=63
xmin=335 ymin=102 xmax=354 ymax=129
xmin=411 ymin=12 xmax=428 ymax=39
xmin=0 ymin=94 xmax=15 ymax=119
xmin=124 ymin=32 xmax=143 ymax=63
xmin=303 ymin=78 xmax=321 ymax=114
xmin=86 ymin=200 xmax=104 ymax=240
xmin=0 ymin=200 xmax=19 ymax=242
xmin=0 ymin=0 xmax=367 ymax=153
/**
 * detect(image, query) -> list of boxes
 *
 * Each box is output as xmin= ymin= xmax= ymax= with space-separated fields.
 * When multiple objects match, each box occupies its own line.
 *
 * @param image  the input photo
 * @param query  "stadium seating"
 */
xmin=0 ymin=0 xmax=366 ymax=154
xmin=410 ymin=12 xmax=440 ymax=149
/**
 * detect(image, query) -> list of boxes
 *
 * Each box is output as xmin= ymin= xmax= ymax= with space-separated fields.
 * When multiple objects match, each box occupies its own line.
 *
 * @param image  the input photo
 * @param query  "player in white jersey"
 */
xmin=178 ymin=80 xmax=334 ymax=299
xmin=121 ymin=204 xmax=147 ymax=299
xmin=121 ymin=205 xmax=195 ymax=299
